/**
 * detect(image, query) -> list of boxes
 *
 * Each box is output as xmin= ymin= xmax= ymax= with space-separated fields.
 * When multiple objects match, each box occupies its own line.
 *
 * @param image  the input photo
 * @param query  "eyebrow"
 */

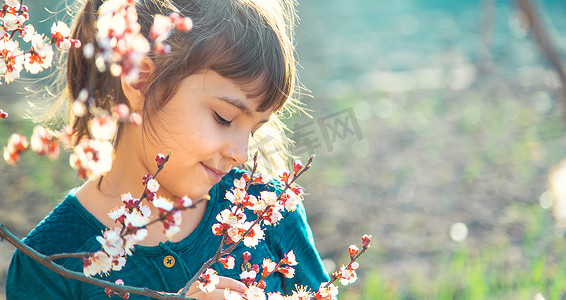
xmin=216 ymin=96 xmax=251 ymax=115
xmin=215 ymin=96 xmax=269 ymax=124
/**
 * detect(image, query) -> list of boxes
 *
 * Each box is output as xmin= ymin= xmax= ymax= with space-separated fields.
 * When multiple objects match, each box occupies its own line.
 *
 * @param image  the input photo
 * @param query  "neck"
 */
xmin=74 ymin=125 xmax=209 ymax=245
xmin=75 ymin=124 xmax=169 ymax=226
xmin=98 ymin=124 xmax=177 ymax=202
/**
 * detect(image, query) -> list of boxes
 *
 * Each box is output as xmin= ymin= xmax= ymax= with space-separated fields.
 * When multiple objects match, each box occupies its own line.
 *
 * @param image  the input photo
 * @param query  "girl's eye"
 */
xmin=213 ymin=112 xmax=232 ymax=127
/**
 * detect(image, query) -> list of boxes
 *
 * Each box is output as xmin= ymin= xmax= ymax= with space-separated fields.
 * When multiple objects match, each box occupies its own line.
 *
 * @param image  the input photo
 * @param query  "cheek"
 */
xmin=152 ymin=113 xmax=225 ymax=161
xmin=149 ymin=93 xmax=228 ymax=165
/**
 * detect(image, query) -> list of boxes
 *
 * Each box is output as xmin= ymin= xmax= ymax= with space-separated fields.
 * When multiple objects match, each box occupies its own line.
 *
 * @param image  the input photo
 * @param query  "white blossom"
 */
xmin=96 ymin=228 xmax=124 ymax=257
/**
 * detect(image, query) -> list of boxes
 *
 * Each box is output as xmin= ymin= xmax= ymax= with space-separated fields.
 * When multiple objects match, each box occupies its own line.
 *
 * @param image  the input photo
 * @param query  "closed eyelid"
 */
xmin=213 ymin=99 xmax=270 ymax=126
xmin=212 ymin=111 xmax=232 ymax=127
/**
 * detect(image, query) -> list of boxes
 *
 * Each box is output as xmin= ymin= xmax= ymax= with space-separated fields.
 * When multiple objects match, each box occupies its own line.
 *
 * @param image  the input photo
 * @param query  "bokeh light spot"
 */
xmin=449 ymin=222 xmax=468 ymax=242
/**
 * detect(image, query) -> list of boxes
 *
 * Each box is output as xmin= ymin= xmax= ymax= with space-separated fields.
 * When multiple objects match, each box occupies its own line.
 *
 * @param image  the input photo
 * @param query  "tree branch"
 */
xmin=47 ymin=252 xmax=92 ymax=261
xmin=0 ymin=223 xmax=196 ymax=300
xmin=515 ymin=0 xmax=566 ymax=107
xmin=181 ymin=154 xmax=315 ymax=294
xmin=121 ymin=197 xmax=205 ymax=237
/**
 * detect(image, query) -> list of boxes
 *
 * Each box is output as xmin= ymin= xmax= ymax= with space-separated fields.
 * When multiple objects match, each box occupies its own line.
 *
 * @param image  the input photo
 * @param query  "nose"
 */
xmin=221 ymin=132 xmax=249 ymax=166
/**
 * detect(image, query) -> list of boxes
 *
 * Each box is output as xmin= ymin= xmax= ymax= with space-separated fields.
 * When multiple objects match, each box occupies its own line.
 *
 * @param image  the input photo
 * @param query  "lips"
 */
xmin=200 ymin=162 xmax=229 ymax=182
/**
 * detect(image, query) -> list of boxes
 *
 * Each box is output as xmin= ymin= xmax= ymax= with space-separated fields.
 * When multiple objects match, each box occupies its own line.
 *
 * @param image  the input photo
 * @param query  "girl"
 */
xmin=6 ymin=0 xmax=329 ymax=299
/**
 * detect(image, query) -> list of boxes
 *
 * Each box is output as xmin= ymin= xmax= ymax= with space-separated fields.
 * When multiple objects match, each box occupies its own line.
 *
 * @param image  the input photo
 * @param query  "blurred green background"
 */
xmin=2 ymin=0 xmax=566 ymax=299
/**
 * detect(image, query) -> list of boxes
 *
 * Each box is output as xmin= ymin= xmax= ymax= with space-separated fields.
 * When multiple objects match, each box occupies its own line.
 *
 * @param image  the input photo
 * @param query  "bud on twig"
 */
xmin=155 ymin=153 xmax=166 ymax=166
xmin=362 ymin=234 xmax=372 ymax=249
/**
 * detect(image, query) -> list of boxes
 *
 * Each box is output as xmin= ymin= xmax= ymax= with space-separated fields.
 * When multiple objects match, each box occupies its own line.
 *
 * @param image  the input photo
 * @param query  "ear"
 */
xmin=120 ymin=56 xmax=155 ymax=112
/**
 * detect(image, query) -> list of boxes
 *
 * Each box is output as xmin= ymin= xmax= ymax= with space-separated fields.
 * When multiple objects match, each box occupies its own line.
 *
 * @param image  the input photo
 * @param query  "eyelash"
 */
xmin=213 ymin=111 xmax=258 ymax=137
xmin=214 ymin=112 xmax=232 ymax=127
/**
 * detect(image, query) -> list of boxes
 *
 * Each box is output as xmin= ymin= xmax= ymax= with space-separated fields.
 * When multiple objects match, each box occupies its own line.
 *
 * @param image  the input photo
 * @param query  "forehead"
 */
xmin=200 ymin=70 xmax=272 ymax=114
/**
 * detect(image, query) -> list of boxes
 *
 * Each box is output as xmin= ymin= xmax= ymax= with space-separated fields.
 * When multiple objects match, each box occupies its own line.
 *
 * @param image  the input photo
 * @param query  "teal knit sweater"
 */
xmin=6 ymin=168 xmax=329 ymax=299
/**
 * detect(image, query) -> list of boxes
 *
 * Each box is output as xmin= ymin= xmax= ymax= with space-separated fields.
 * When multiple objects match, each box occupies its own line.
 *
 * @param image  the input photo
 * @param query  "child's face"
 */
xmin=140 ymin=70 xmax=272 ymax=200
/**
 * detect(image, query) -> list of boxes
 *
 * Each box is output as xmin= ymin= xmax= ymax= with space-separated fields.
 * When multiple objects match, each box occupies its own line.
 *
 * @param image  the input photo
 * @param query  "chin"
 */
xmin=186 ymin=181 xmax=215 ymax=200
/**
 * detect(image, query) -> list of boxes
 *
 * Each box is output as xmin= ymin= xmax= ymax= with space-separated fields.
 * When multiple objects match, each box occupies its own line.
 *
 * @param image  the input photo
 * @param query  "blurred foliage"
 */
xmin=293 ymin=82 xmax=566 ymax=298
xmin=339 ymin=203 xmax=566 ymax=299
xmin=0 ymin=118 xmax=81 ymax=237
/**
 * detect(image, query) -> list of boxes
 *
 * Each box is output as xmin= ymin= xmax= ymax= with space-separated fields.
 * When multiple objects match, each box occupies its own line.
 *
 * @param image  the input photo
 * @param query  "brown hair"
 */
xmin=57 ymin=0 xmax=303 ymax=175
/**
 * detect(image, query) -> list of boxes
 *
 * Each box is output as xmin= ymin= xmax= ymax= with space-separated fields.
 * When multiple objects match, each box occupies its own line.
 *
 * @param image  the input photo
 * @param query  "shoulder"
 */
xmin=23 ymin=190 xmax=102 ymax=256
xmin=7 ymin=190 xmax=103 ymax=299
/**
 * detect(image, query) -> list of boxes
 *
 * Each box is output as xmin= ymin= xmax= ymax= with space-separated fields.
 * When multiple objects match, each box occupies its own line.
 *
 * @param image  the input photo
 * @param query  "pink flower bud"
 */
xmin=146 ymin=192 xmax=155 ymax=202
xmin=71 ymin=39 xmax=81 ymax=49
xmin=350 ymin=261 xmax=359 ymax=270
xmin=112 ymin=103 xmax=130 ymax=121
xmin=257 ymin=280 xmax=266 ymax=290
xmin=242 ymin=251 xmax=252 ymax=264
xmin=169 ymin=13 xmax=180 ymax=22
xmin=155 ymin=153 xmax=166 ymax=166
xmin=348 ymin=245 xmax=359 ymax=258
xmin=82 ymin=256 xmax=92 ymax=267
xmin=0 ymin=109 xmax=8 ymax=119
xmin=129 ymin=112 xmax=142 ymax=125
xmin=242 ymin=172 xmax=250 ymax=182
xmin=362 ymin=234 xmax=372 ymax=247
xmin=278 ymin=170 xmax=291 ymax=183
xmin=175 ymin=17 xmax=193 ymax=32
xmin=293 ymin=159 xmax=303 ymax=174
xmin=154 ymin=42 xmax=171 ymax=54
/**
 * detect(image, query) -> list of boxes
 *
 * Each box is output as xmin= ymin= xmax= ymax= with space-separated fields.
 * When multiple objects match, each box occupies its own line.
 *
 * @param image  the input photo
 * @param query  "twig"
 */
xmin=244 ymin=152 xmax=259 ymax=191
xmin=47 ymin=252 xmax=92 ymax=261
xmin=180 ymin=154 xmax=315 ymax=294
xmin=0 ymin=223 xmax=196 ymax=300
xmin=18 ymin=0 xmax=24 ymax=16
xmin=120 ymin=152 xmax=171 ymax=236
xmin=323 ymin=244 xmax=369 ymax=289
xmin=180 ymin=240 xmax=225 ymax=295
xmin=515 ymin=0 xmax=566 ymax=108
xmin=134 ymin=152 xmax=171 ymax=208
xmin=121 ymin=197 xmax=205 ymax=237
xmin=221 ymin=155 xmax=315 ymax=257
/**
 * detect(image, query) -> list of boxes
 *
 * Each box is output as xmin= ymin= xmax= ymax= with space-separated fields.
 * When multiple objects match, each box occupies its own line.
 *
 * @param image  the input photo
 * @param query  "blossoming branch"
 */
xmin=0 ymin=0 xmax=373 ymax=298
